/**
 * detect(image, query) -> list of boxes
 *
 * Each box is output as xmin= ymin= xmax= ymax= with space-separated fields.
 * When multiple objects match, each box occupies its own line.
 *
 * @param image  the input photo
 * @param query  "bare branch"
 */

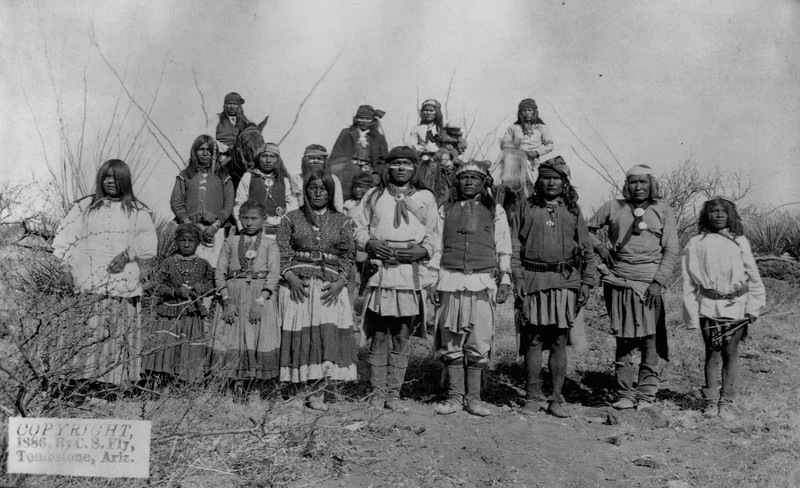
xmin=192 ymin=66 xmax=209 ymax=129
xmin=279 ymin=48 xmax=344 ymax=145
xmin=444 ymin=64 xmax=458 ymax=119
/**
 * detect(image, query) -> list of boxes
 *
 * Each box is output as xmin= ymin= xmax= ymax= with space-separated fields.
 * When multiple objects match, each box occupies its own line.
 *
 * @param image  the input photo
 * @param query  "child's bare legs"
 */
xmin=701 ymin=319 xmax=745 ymax=417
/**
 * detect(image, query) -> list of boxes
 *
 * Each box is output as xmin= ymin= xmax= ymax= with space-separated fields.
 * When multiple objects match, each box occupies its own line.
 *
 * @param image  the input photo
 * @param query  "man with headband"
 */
xmin=588 ymin=164 xmax=679 ymax=411
xmin=429 ymin=160 xmax=512 ymax=416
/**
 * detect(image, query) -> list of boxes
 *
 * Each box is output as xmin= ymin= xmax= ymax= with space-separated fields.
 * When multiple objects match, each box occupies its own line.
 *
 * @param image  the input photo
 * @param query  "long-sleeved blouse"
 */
xmin=588 ymin=199 xmax=679 ymax=294
xmin=233 ymin=171 xmax=298 ymax=230
xmin=52 ymin=198 xmax=157 ymax=297
xmin=215 ymin=233 xmax=281 ymax=293
xmin=170 ymin=169 xmax=234 ymax=225
xmin=276 ymin=209 xmax=355 ymax=282
xmin=682 ymin=232 xmax=766 ymax=329
xmin=500 ymin=123 xmax=554 ymax=158
xmin=510 ymin=197 xmax=596 ymax=293
xmin=352 ymin=187 xmax=441 ymax=290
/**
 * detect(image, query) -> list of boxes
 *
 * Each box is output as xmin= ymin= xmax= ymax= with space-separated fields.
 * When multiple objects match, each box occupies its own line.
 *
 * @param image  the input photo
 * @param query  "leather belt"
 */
xmin=699 ymin=285 xmax=748 ymax=300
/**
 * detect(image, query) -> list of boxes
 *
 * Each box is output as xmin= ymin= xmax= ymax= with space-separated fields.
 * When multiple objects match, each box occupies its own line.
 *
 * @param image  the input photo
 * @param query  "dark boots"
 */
xmin=434 ymin=359 xmax=464 ymax=415
xmin=464 ymin=362 xmax=491 ymax=417
xmin=385 ymin=352 xmax=409 ymax=411
xmin=368 ymin=352 xmax=387 ymax=408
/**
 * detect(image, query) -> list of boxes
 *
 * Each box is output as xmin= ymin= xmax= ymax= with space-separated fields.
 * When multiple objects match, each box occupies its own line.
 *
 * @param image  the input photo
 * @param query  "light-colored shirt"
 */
xmin=430 ymin=203 xmax=512 ymax=291
xmin=682 ymin=232 xmax=766 ymax=329
xmin=52 ymin=198 xmax=157 ymax=297
xmin=234 ymin=172 xmax=298 ymax=230
xmin=500 ymin=123 xmax=554 ymax=157
xmin=352 ymin=187 xmax=441 ymax=290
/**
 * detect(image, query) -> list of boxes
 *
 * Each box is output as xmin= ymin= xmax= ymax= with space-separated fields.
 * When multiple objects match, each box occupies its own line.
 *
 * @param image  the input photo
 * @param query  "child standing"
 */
xmin=682 ymin=196 xmax=765 ymax=419
xmin=511 ymin=156 xmax=595 ymax=418
xmin=144 ymin=224 xmax=214 ymax=383
xmin=208 ymin=200 xmax=281 ymax=398
xmin=430 ymin=160 xmax=512 ymax=417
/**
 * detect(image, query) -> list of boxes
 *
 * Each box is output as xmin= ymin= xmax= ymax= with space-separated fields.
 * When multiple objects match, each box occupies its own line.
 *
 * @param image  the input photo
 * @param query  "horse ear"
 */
xmin=257 ymin=116 xmax=269 ymax=132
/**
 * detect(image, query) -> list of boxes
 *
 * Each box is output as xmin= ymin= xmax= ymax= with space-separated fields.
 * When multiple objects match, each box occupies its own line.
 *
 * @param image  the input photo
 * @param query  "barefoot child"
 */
xmin=144 ymin=224 xmax=214 ymax=383
xmin=682 ymin=196 xmax=765 ymax=418
xmin=208 ymin=200 xmax=281 ymax=399
xmin=511 ymin=156 xmax=595 ymax=418
xmin=430 ymin=160 xmax=512 ymax=417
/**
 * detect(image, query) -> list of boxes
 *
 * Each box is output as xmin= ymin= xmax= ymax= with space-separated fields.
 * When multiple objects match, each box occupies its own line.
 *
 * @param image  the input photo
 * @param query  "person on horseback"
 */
xmin=216 ymin=92 xmax=251 ymax=164
xmin=329 ymin=105 xmax=389 ymax=199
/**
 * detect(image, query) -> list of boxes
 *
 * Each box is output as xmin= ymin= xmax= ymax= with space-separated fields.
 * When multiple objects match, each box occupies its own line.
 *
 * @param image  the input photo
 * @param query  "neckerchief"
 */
xmin=387 ymin=183 xmax=417 ymax=229
xmin=357 ymin=129 xmax=369 ymax=148
xmin=522 ymin=122 xmax=535 ymax=136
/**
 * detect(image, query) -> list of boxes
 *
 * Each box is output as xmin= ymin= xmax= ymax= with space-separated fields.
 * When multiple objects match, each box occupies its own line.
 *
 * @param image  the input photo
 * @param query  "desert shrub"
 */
xmin=747 ymin=212 xmax=800 ymax=260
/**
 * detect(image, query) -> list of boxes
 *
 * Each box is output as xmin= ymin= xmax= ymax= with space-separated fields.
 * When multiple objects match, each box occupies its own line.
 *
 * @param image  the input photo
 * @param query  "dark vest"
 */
xmin=249 ymin=174 xmax=287 ymax=217
xmin=440 ymin=201 xmax=497 ymax=272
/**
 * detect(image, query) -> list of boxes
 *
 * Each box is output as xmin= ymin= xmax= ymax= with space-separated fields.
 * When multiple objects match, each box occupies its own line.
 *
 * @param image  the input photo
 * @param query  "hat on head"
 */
xmin=303 ymin=144 xmax=328 ymax=157
xmin=625 ymin=164 xmax=654 ymax=177
xmin=421 ymin=99 xmax=441 ymax=110
xmin=384 ymin=146 xmax=419 ymax=164
xmin=518 ymin=98 xmax=538 ymax=111
xmin=539 ymin=155 xmax=570 ymax=179
xmin=224 ymin=92 xmax=245 ymax=104
xmin=352 ymin=171 xmax=377 ymax=188
xmin=256 ymin=143 xmax=280 ymax=157
xmin=356 ymin=105 xmax=376 ymax=119
xmin=455 ymin=159 xmax=491 ymax=177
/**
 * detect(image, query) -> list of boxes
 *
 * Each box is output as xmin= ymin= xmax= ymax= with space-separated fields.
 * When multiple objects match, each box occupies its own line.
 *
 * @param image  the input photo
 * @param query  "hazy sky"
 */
xmin=2 ymin=0 xmax=798 ymax=219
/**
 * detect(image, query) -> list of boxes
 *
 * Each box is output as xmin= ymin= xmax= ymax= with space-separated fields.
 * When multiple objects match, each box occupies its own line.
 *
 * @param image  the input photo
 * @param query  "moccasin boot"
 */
xmin=547 ymin=401 xmax=569 ymax=418
xmin=612 ymin=398 xmax=635 ymax=410
xmin=385 ymin=352 xmax=409 ymax=412
xmin=367 ymin=353 xmax=388 ymax=408
xmin=718 ymin=398 xmax=736 ymax=421
xmin=435 ymin=360 xmax=464 ymax=415
xmin=464 ymin=363 xmax=491 ymax=417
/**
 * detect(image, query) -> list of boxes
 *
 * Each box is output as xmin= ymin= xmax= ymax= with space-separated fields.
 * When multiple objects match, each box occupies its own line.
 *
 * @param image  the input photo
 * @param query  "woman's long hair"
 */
xmin=185 ymin=135 xmax=226 ymax=180
xmin=89 ymin=159 xmax=143 ymax=215
xmin=529 ymin=175 xmax=580 ymax=216
xmin=364 ymin=160 xmax=431 ymax=210
xmin=301 ymin=170 xmax=339 ymax=223
xmin=697 ymin=198 xmax=744 ymax=237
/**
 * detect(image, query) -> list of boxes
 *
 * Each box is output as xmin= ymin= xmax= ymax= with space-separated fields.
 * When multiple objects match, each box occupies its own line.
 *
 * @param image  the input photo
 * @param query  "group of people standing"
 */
xmin=50 ymin=94 xmax=765 ymax=420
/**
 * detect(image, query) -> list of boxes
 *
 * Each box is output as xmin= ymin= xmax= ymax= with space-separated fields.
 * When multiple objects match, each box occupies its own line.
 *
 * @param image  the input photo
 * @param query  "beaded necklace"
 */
xmin=238 ymin=233 xmax=262 ymax=272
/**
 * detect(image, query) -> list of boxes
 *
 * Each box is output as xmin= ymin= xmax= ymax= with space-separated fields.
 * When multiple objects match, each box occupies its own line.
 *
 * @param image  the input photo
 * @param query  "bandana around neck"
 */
xmin=387 ymin=183 xmax=417 ymax=229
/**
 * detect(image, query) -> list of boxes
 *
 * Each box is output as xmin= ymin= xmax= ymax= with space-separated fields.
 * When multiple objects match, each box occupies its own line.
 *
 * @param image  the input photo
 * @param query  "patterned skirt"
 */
xmin=142 ymin=314 xmax=206 ymax=382
xmin=208 ymin=278 xmax=281 ymax=380
xmin=279 ymin=277 xmax=358 ymax=383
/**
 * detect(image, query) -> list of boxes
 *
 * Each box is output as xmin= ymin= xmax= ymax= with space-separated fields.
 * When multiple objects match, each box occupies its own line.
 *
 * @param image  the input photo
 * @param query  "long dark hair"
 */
xmin=515 ymin=108 xmax=545 ymax=126
xmin=89 ymin=159 xmax=143 ymax=214
xmin=418 ymin=103 xmax=444 ymax=129
xmin=301 ymin=170 xmax=339 ymax=223
xmin=698 ymin=198 xmax=744 ymax=237
xmin=255 ymin=146 xmax=290 ymax=182
xmin=528 ymin=175 xmax=580 ymax=216
xmin=365 ymin=160 xmax=431 ymax=210
xmin=185 ymin=135 xmax=227 ymax=180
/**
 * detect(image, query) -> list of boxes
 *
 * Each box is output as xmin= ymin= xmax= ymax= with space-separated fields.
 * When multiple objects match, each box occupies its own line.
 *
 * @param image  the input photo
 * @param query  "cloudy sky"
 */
xmin=2 ymin=0 xmax=798 ymax=218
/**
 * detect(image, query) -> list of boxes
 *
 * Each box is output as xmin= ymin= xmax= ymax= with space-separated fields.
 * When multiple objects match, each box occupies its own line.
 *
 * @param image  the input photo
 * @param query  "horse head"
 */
xmin=230 ymin=116 xmax=269 ymax=189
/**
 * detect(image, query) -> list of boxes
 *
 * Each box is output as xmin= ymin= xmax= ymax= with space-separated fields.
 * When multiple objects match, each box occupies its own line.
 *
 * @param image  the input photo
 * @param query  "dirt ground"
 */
xmin=1 ymin=265 xmax=798 ymax=487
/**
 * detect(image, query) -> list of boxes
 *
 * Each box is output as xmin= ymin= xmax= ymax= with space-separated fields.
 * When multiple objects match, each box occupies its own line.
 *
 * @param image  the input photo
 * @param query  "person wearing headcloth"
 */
xmin=170 ymin=134 xmax=234 ymax=266
xmin=428 ymin=160 xmax=512 ymax=417
xmin=499 ymin=98 xmax=554 ymax=167
xmin=511 ymin=156 xmax=595 ymax=418
xmin=353 ymin=146 xmax=441 ymax=411
xmin=406 ymin=99 xmax=467 ymax=162
xmin=234 ymin=143 xmax=299 ymax=238
xmin=215 ymin=92 xmax=251 ymax=159
xmin=329 ymin=104 xmax=389 ymax=198
xmin=587 ymin=164 xmax=679 ymax=411
xmin=291 ymin=144 xmax=344 ymax=213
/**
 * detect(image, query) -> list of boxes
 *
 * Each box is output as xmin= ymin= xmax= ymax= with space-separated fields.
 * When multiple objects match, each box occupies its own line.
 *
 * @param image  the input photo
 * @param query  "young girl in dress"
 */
xmin=682 ymin=196 xmax=766 ymax=419
xmin=234 ymin=143 xmax=299 ymax=238
xmin=208 ymin=200 xmax=281 ymax=399
xmin=511 ymin=156 xmax=595 ymax=418
xmin=144 ymin=224 xmax=214 ymax=384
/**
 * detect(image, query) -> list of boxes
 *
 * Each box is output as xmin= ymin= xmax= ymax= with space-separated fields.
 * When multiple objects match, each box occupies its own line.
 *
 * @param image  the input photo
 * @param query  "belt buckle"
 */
xmin=310 ymin=250 xmax=324 ymax=264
